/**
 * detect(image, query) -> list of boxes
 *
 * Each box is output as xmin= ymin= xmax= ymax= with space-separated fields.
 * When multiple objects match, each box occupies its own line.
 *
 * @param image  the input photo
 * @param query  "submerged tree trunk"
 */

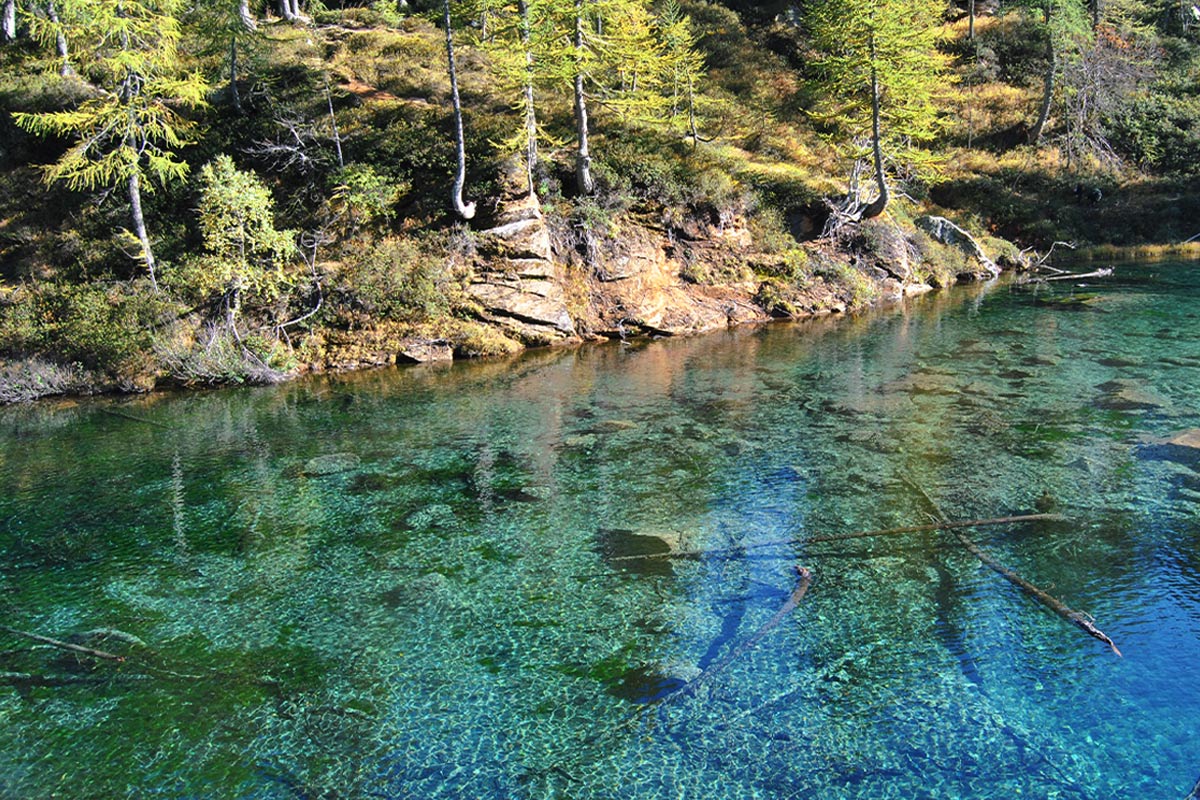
xmin=518 ymin=0 xmax=538 ymax=195
xmin=128 ymin=171 xmax=158 ymax=289
xmin=46 ymin=0 xmax=72 ymax=76
xmin=2 ymin=0 xmax=16 ymax=42
xmin=1031 ymin=11 xmax=1056 ymax=144
xmin=443 ymin=0 xmax=475 ymax=219
xmin=573 ymin=0 xmax=594 ymax=195
xmin=860 ymin=38 xmax=889 ymax=219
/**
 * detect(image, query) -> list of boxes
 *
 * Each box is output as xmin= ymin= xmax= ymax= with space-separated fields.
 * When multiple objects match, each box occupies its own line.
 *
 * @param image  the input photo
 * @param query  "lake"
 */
xmin=2 ymin=263 xmax=1198 ymax=798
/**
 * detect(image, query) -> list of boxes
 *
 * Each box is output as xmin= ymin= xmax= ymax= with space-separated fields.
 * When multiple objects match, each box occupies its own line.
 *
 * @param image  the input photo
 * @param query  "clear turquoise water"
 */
xmin=1 ymin=264 xmax=1198 ymax=799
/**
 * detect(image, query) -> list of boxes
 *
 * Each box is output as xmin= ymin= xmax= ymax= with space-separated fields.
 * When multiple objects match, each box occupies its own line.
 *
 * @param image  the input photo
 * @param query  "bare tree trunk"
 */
xmin=2 ymin=0 xmax=16 ymax=42
xmin=860 ymin=37 xmax=889 ymax=220
xmin=46 ymin=0 xmax=72 ymax=76
xmin=229 ymin=35 xmax=241 ymax=113
xmin=238 ymin=0 xmax=255 ymax=30
xmin=129 ymin=171 xmax=158 ymax=290
xmin=518 ymin=0 xmax=538 ymax=195
xmin=968 ymin=0 xmax=975 ymax=39
xmin=278 ymin=0 xmax=295 ymax=20
xmin=443 ymin=0 xmax=475 ymax=219
xmin=573 ymin=0 xmax=594 ymax=195
xmin=1031 ymin=6 xmax=1055 ymax=144
xmin=687 ymin=72 xmax=699 ymax=150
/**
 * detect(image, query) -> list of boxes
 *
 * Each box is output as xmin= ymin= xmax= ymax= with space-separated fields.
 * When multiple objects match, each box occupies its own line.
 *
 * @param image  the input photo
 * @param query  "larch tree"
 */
xmin=194 ymin=0 xmax=260 ymax=113
xmin=656 ymin=0 xmax=705 ymax=148
xmin=13 ymin=0 xmax=208 ymax=288
xmin=806 ymin=0 xmax=949 ymax=219
xmin=24 ymin=0 xmax=74 ymax=75
xmin=1018 ymin=0 xmax=1091 ymax=143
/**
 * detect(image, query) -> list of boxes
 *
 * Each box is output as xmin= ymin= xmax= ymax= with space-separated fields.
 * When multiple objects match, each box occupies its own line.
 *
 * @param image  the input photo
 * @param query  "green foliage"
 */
xmin=13 ymin=0 xmax=208 ymax=193
xmin=172 ymin=155 xmax=296 ymax=313
xmin=332 ymin=163 xmax=404 ymax=227
xmin=0 ymin=282 xmax=167 ymax=378
xmin=335 ymin=237 xmax=455 ymax=323
xmin=806 ymin=0 xmax=951 ymax=176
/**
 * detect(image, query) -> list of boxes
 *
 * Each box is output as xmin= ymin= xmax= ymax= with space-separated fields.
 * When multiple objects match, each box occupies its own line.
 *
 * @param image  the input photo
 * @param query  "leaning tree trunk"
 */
xmin=1031 ymin=10 xmax=1056 ymax=144
xmin=443 ymin=0 xmax=475 ymax=219
xmin=860 ymin=37 xmax=889 ymax=220
xmin=573 ymin=0 xmax=594 ymax=195
xmin=518 ymin=0 xmax=538 ymax=195
xmin=46 ymin=0 xmax=72 ymax=76
xmin=2 ymin=0 xmax=17 ymax=42
xmin=128 ymin=171 xmax=158 ymax=290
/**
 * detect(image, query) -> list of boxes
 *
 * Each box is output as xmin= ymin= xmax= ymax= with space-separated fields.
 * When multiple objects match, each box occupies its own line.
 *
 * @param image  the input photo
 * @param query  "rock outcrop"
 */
xmin=467 ymin=191 xmax=579 ymax=346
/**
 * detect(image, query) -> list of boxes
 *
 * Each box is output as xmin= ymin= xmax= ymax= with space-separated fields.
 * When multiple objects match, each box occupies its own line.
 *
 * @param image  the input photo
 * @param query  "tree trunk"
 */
xmin=443 ymin=0 xmax=475 ymax=219
xmin=46 ymin=0 xmax=72 ymax=76
xmin=860 ymin=38 xmax=889 ymax=220
xmin=238 ymin=0 xmax=255 ymax=30
xmin=1031 ymin=11 xmax=1055 ymax=144
xmin=518 ymin=0 xmax=538 ymax=195
xmin=229 ymin=35 xmax=241 ymax=113
xmin=573 ymin=0 xmax=594 ymax=195
xmin=687 ymin=72 xmax=699 ymax=150
xmin=278 ymin=0 xmax=295 ymax=20
xmin=968 ymin=0 xmax=975 ymax=39
xmin=2 ymin=0 xmax=16 ymax=42
xmin=128 ymin=171 xmax=158 ymax=289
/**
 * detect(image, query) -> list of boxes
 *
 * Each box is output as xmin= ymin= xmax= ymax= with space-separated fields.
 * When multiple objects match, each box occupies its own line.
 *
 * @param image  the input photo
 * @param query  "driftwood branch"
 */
xmin=608 ymin=514 xmax=1064 ymax=562
xmin=0 ymin=625 xmax=126 ymax=662
xmin=682 ymin=566 xmax=812 ymax=697
xmin=1043 ymin=267 xmax=1113 ymax=282
xmin=1185 ymin=774 xmax=1200 ymax=800
xmin=902 ymin=480 xmax=1121 ymax=656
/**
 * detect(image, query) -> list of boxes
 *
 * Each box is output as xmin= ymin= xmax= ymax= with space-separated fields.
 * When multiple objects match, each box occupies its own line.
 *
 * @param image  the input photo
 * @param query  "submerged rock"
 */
xmin=1095 ymin=379 xmax=1167 ymax=411
xmin=301 ymin=453 xmax=362 ymax=476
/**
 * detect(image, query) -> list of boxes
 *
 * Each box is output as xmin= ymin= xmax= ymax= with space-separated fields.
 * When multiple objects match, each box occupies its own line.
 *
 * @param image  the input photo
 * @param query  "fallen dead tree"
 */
xmin=607 ymin=514 xmax=1063 ymax=563
xmin=1186 ymin=774 xmax=1200 ymax=800
xmin=1043 ymin=268 xmax=1113 ymax=282
xmin=680 ymin=566 xmax=812 ymax=698
xmin=903 ymin=479 xmax=1121 ymax=656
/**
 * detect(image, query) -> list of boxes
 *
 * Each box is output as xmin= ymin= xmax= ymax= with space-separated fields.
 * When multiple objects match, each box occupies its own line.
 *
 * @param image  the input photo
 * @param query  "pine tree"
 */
xmin=13 ymin=0 xmax=208 ymax=287
xmin=806 ymin=0 xmax=949 ymax=218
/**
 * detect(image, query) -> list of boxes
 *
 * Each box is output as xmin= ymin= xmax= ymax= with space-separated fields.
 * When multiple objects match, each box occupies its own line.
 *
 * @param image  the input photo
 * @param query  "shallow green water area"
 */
xmin=2 ymin=264 xmax=1200 ymax=799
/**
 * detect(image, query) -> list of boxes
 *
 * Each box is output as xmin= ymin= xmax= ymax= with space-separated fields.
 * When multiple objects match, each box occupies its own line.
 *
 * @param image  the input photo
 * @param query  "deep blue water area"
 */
xmin=1 ymin=263 xmax=1198 ymax=798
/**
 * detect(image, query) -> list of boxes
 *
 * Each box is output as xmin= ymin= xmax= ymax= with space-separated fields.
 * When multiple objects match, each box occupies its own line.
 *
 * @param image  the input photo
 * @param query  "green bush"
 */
xmin=336 ymin=237 xmax=454 ymax=323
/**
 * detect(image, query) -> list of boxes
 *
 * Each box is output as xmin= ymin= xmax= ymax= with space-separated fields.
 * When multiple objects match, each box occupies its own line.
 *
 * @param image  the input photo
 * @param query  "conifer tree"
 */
xmin=806 ymin=0 xmax=948 ymax=218
xmin=13 ymin=0 xmax=208 ymax=287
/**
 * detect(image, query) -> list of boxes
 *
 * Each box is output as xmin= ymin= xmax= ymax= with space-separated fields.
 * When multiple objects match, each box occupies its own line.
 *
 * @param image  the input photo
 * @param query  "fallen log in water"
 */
xmin=681 ymin=565 xmax=812 ymax=698
xmin=902 ymin=479 xmax=1121 ymax=656
xmin=607 ymin=514 xmax=1063 ymax=562
xmin=0 ymin=625 xmax=126 ymax=662
xmin=1186 ymin=774 xmax=1200 ymax=800
xmin=1043 ymin=267 xmax=1113 ymax=282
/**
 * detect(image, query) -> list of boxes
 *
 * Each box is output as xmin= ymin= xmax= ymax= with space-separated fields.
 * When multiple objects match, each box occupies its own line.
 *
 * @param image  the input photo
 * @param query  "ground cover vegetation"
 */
xmin=0 ymin=0 xmax=1197 ymax=398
